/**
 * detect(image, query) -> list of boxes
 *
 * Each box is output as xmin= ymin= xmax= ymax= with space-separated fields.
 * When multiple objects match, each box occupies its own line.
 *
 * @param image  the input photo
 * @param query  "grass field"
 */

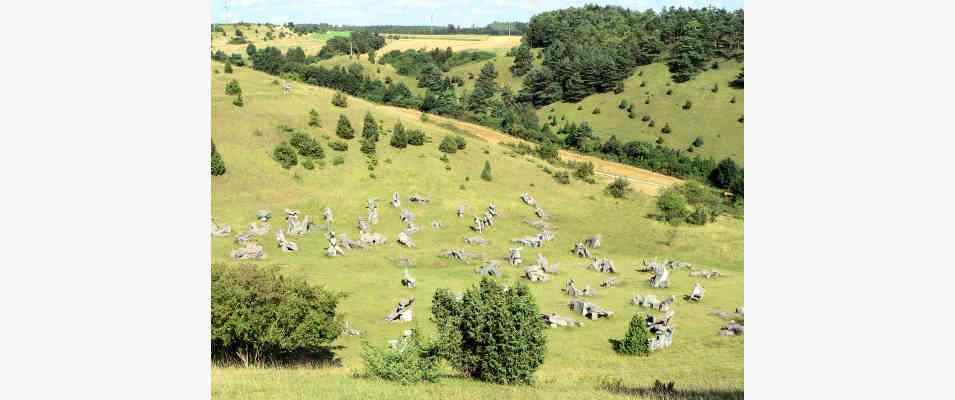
xmin=211 ymin=24 xmax=337 ymax=58
xmin=540 ymin=61 xmax=745 ymax=163
xmin=211 ymin=61 xmax=743 ymax=399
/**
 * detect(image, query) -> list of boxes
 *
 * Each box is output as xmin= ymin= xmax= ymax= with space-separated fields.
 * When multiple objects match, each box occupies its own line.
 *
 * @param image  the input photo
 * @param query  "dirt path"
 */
xmin=380 ymin=106 xmax=683 ymax=195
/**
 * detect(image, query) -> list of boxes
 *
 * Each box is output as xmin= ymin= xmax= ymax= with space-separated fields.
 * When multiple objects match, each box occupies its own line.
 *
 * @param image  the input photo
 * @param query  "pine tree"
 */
xmin=211 ymin=141 xmax=227 ymax=176
xmin=362 ymin=112 xmax=379 ymax=141
xmin=336 ymin=115 xmax=355 ymax=139
xmin=510 ymin=43 xmax=533 ymax=76
xmin=308 ymin=109 xmax=321 ymax=127
xmin=480 ymin=160 xmax=492 ymax=181
xmin=467 ymin=62 xmax=498 ymax=114
xmin=390 ymin=121 xmax=408 ymax=148
xmin=562 ymin=71 xmax=589 ymax=102
xmin=611 ymin=314 xmax=651 ymax=355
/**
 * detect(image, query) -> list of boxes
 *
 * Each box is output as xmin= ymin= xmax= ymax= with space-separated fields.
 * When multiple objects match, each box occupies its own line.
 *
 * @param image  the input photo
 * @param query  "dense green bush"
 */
xmin=225 ymin=79 xmax=242 ymax=96
xmin=610 ymin=314 xmax=650 ymax=355
xmin=211 ymin=264 xmax=343 ymax=365
xmin=431 ymin=279 xmax=547 ymax=385
xmin=332 ymin=92 xmax=348 ymax=107
xmin=360 ymin=137 xmax=376 ymax=155
xmin=333 ymin=155 xmax=345 ymax=165
xmin=406 ymin=129 xmax=427 ymax=146
xmin=273 ymin=142 xmax=298 ymax=169
xmin=574 ymin=161 xmax=595 ymax=180
xmin=605 ymin=177 xmax=632 ymax=199
xmin=362 ymin=112 xmax=379 ymax=141
xmin=211 ymin=141 xmax=227 ymax=176
xmin=224 ymin=62 xmax=234 ymax=73
xmin=360 ymin=330 xmax=441 ymax=385
xmin=618 ymin=99 xmax=629 ymax=109
xmin=289 ymin=132 xmax=325 ymax=159
xmin=655 ymin=187 xmax=690 ymax=224
xmin=328 ymin=140 xmax=349 ymax=151
xmin=661 ymin=123 xmax=671 ymax=134
xmin=302 ymin=159 xmax=315 ymax=170
xmin=693 ymin=137 xmax=704 ymax=147
xmin=537 ymin=141 xmax=559 ymax=160
xmin=553 ymin=170 xmax=570 ymax=184
xmin=592 ymin=107 xmax=601 ymax=115
xmin=336 ymin=115 xmax=355 ymax=139
xmin=438 ymin=136 xmax=459 ymax=153
xmin=682 ymin=100 xmax=693 ymax=110
xmin=232 ymin=94 xmax=244 ymax=107
xmin=308 ymin=109 xmax=321 ymax=127
xmin=390 ymin=121 xmax=408 ymax=148
xmin=641 ymin=114 xmax=651 ymax=122
xmin=453 ymin=136 xmax=467 ymax=150
xmin=480 ymin=160 xmax=492 ymax=181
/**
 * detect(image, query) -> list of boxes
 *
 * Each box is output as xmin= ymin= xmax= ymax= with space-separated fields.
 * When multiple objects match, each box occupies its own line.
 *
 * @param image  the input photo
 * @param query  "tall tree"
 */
xmin=362 ymin=112 xmax=379 ymax=141
xmin=510 ymin=43 xmax=533 ymax=76
xmin=467 ymin=62 xmax=498 ymax=114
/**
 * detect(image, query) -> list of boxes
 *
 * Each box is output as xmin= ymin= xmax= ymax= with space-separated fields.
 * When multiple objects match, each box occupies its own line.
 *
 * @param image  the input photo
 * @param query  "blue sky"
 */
xmin=212 ymin=0 xmax=743 ymax=26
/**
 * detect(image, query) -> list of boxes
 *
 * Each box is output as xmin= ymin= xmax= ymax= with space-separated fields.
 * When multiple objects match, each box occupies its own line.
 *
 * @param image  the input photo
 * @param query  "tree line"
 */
xmin=518 ymin=5 xmax=743 ymax=106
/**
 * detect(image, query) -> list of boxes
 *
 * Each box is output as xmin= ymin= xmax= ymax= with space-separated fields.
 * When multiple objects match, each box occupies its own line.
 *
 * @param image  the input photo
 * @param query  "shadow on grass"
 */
xmin=600 ymin=379 xmax=743 ymax=400
xmin=212 ymin=346 xmax=345 ymax=369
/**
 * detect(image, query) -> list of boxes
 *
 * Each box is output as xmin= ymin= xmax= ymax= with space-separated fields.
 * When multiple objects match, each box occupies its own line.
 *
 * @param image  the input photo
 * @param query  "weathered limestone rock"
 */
xmin=522 ymin=218 xmax=553 ymax=230
xmin=572 ymin=242 xmax=592 ymax=259
xmin=507 ymin=248 xmax=523 ymax=265
xmin=439 ymin=249 xmax=479 ymax=263
xmin=457 ymin=206 xmax=464 ymax=218
xmin=534 ymin=207 xmax=548 ymax=220
xmin=689 ymin=270 xmax=722 ymax=279
xmin=512 ymin=235 xmax=543 ymax=248
xmin=359 ymin=231 xmax=386 ymax=246
xmin=397 ymin=231 xmax=415 ymax=248
xmin=471 ymin=215 xmax=485 ymax=232
xmin=231 ymin=241 xmax=265 ymax=260
xmin=714 ymin=306 xmax=744 ymax=336
xmin=400 ymin=209 xmax=414 ymax=224
xmin=588 ymin=258 xmax=617 ymax=273
xmin=233 ymin=231 xmax=253 ymax=244
xmin=463 ymin=236 xmax=489 ymax=246
xmin=583 ymin=234 xmax=602 ymax=249
xmin=401 ymin=268 xmax=416 ymax=288
xmin=357 ymin=217 xmax=369 ymax=233
xmin=325 ymin=233 xmax=345 ymax=257
xmin=391 ymin=192 xmax=400 ymax=208
xmin=684 ymin=282 xmax=705 ymax=302
xmin=211 ymin=221 xmax=231 ymax=236
xmin=487 ymin=203 xmax=498 ymax=217
xmin=564 ymin=279 xmax=595 ymax=297
xmin=542 ymin=313 xmax=582 ymax=328
xmin=256 ymin=209 xmax=272 ymax=222
xmin=248 ymin=222 xmax=270 ymax=236
xmin=600 ymin=276 xmax=618 ymax=288
xmin=648 ymin=261 xmax=670 ymax=288
xmin=431 ymin=220 xmax=442 ymax=229
xmin=281 ymin=80 xmax=291 ymax=94
xmin=394 ymin=256 xmax=414 ymax=268
xmin=323 ymin=207 xmax=334 ymax=223
xmin=523 ymin=265 xmax=550 ymax=282
xmin=342 ymin=321 xmax=361 ymax=336
xmin=568 ymin=299 xmax=613 ymax=320
xmin=475 ymin=260 xmax=501 ymax=277
xmin=286 ymin=214 xmax=311 ymax=236
xmin=535 ymin=253 xmax=559 ymax=274
xmin=646 ymin=311 xmax=675 ymax=351
xmin=409 ymin=194 xmax=430 ymax=204
xmin=719 ymin=322 xmax=744 ymax=336
xmin=632 ymin=294 xmax=676 ymax=312
xmin=520 ymin=192 xmax=537 ymax=207
xmin=384 ymin=297 xmax=415 ymax=322
xmin=276 ymin=230 xmax=298 ymax=252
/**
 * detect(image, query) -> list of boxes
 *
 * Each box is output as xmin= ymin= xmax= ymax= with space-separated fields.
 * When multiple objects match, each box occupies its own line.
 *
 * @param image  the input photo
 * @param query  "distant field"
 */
xmin=541 ymin=61 xmax=745 ymax=163
xmin=378 ymin=34 xmax=521 ymax=53
xmin=312 ymin=30 xmax=351 ymax=40
xmin=211 ymin=62 xmax=743 ymax=399
xmin=211 ymin=23 xmax=330 ymax=57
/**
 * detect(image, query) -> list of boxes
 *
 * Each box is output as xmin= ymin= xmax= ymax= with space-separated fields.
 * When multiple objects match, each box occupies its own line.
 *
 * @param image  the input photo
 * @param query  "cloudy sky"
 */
xmin=211 ymin=0 xmax=743 ymax=26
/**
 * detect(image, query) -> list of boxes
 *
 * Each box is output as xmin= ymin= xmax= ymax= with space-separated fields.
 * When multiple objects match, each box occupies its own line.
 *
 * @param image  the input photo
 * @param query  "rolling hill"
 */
xmin=211 ymin=61 xmax=743 ymax=399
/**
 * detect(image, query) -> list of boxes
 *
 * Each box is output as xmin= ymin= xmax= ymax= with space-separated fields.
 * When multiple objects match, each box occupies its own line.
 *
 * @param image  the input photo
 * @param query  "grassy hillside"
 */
xmin=212 ymin=62 xmax=743 ymax=399
xmin=540 ymin=61 xmax=744 ymax=163
xmin=212 ymin=24 xmax=335 ymax=57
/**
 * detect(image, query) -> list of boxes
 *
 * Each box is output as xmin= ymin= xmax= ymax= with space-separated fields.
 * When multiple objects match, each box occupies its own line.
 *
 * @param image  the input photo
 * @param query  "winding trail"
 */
xmin=379 ymin=105 xmax=683 ymax=195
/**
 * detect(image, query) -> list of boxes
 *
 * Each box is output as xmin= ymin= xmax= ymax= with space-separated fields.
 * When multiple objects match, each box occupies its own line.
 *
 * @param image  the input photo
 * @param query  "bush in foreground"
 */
xmin=359 ymin=330 xmax=441 ymax=385
xmin=211 ymin=141 xmax=226 ymax=176
xmin=273 ymin=142 xmax=298 ymax=169
xmin=431 ymin=278 xmax=547 ymax=384
xmin=610 ymin=314 xmax=650 ymax=356
xmin=480 ymin=160 xmax=493 ymax=181
xmin=336 ymin=115 xmax=355 ymax=139
xmin=331 ymin=92 xmax=348 ymax=107
xmin=605 ymin=177 xmax=632 ymax=199
xmin=211 ymin=264 xmax=343 ymax=365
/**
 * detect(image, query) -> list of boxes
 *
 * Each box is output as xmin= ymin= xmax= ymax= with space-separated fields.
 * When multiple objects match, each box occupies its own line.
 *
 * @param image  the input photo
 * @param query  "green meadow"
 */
xmin=211 ymin=61 xmax=743 ymax=399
